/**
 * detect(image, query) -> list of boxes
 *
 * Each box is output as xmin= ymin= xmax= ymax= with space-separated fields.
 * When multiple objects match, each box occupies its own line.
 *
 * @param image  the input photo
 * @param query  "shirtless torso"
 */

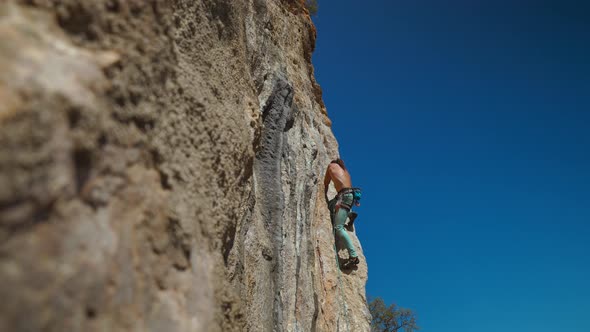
xmin=324 ymin=161 xmax=352 ymax=195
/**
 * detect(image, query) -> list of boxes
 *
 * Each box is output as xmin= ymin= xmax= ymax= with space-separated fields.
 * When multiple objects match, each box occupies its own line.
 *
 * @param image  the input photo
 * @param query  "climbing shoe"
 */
xmin=344 ymin=211 xmax=358 ymax=231
xmin=341 ymin=256 xmax=360 ymax=269
xmin=347 ymin=211 xmax=358 ymax=226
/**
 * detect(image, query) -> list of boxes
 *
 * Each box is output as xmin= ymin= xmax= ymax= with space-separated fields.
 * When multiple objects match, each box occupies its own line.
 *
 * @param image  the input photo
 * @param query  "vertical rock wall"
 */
xmin=0 ymin=1 xmax=370 ymax=331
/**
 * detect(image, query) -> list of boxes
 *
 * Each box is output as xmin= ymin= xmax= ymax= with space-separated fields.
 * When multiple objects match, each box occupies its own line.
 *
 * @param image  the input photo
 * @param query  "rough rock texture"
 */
xmin=0 ymin=1 xmax=370 ymax=331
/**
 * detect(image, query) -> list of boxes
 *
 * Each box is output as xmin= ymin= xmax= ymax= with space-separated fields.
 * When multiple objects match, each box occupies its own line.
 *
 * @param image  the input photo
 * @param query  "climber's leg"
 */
xmin=328 ymin=197 xmax=337 ymax=223
xmin=333 ymin=194 xmax=357 ymax=258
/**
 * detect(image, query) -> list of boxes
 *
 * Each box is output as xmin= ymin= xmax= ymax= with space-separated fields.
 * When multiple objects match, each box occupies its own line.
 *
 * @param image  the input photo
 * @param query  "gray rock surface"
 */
xmin=0 ymin=1 xmax=370 ymax=331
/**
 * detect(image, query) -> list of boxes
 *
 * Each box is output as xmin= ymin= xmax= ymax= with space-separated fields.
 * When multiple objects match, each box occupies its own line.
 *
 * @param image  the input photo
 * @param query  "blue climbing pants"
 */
xmin=329 ymin=192 xmax=358 ymax=258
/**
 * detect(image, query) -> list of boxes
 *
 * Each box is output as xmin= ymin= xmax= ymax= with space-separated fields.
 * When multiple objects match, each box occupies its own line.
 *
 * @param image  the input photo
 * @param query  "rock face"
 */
xmin=0 ymin=1 xmax=370 ymax=331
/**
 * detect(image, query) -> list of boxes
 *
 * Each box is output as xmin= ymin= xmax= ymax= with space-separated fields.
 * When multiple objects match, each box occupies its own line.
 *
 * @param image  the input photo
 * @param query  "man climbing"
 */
xmin=324 ymin=158 xmax=362 ymax=269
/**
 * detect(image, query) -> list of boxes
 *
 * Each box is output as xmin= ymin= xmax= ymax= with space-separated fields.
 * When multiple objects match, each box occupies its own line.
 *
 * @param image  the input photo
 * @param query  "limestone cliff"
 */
xmin=0 ymin=1 xmax=370 ymax=331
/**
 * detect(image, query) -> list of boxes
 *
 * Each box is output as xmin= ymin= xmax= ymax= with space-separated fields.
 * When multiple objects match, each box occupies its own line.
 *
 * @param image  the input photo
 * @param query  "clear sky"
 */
xmin=311 ymin=1 xmax=590 ymax=331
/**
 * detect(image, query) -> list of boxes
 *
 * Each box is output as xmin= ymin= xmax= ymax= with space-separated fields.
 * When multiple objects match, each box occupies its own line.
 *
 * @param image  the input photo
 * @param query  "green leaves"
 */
xmin=369 ymin=297 xmax=419 ymax=332
xmin=305 ymin=0 xmax=318 ymax=16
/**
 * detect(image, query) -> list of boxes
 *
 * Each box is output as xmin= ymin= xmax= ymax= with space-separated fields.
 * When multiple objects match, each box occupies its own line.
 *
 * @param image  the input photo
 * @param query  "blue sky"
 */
xmin=311 ymin=1 xmax=590 ymax=331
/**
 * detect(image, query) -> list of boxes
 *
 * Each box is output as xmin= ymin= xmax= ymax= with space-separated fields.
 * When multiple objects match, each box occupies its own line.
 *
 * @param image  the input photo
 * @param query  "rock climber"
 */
xmin=324 ymin=158 xmax=362 ymax=269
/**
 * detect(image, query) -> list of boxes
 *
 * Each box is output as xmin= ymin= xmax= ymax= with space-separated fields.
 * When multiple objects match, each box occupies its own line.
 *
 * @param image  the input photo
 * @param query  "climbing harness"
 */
xmin=333 ymin=187 xmax=362 ymax=212
xmin=330 ymin=187 xmax=362 ymax=230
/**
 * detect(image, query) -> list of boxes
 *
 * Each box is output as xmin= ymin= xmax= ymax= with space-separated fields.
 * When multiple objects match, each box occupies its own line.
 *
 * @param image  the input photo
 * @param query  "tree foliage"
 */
xmin=305 ymin=0 xmax=318 ymax=16
xmin=369 ymin=297 xmax=419 ymax=332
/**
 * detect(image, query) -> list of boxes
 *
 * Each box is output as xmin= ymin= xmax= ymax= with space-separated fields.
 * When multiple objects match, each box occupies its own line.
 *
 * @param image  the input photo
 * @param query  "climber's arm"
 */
xmin=323 ymin=168 xmax=331 ymax=201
